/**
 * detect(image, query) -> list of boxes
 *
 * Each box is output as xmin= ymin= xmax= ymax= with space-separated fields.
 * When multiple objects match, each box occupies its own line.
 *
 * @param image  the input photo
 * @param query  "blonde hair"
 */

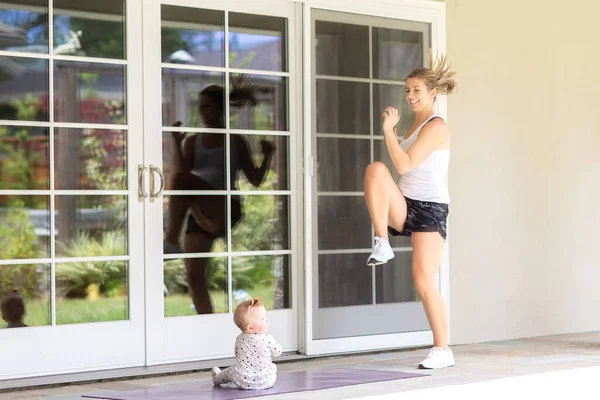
xmin=406 ymin=52 xmax=457 ymax=96
xmin=233 ymin=297 xmax=263 ymax=331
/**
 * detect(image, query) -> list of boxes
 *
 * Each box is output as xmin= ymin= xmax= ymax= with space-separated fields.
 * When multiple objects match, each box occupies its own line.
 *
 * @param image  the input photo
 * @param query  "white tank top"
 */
xmin=398 ymin=114 xmax=450 ymax=204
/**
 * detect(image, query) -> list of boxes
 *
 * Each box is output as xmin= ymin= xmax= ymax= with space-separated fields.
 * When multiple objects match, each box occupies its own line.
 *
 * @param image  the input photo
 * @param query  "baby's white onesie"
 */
xmin=213 ymin=333 xmax=282 ymax=390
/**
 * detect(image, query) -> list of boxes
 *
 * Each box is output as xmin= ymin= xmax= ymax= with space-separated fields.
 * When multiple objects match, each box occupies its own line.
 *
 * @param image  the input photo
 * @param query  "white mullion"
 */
xmin=316 ymin=133 xmax=371 ymax=140
xmin=0 ymin=190 xmax=129 ymax=196
xmin=368 ymin=25 xmax=377 ymax=306
xmin=53 ymin=255 xmax=130 ymax=264
xmin=161 ymin=63 xmax=225 ymax=73
xmin=0 ymin=258 xmax=53 ymax=266
xmin=225 ymin=10 xmax=233 ymax=315
xmin=0 ymin=120 xmax=51 ymax=128
xmin=318 ymin=191 xmax=363 ymax=197
xmin=53 ymin=122 xmax=128 ymax=130
xmin=0 ymin=50 xmax=49 ymax=59
xmin=228 ymin=67 xmax=290 ymax=78
xmin=316 ymin=74 xmax=406 ymax=86
xmin=52 ymin=55 xmax=128 ymax=66
xmin=164 ymin=126 xmax=292 ymax=137
xmin=317 ymin=247 xmax=412 ymax=255
xmin=49 ymin=0 xmax=56 ymax=327
xmin=164 ymin=190 xmax=291 ymax=196
xmin=163 ymin=249 xmax=292 ymax=260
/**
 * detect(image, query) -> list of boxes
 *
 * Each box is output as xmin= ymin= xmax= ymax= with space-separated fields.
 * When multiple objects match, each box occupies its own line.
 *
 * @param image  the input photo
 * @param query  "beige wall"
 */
xmin=443 ymin=0 xmax=600 ymax=344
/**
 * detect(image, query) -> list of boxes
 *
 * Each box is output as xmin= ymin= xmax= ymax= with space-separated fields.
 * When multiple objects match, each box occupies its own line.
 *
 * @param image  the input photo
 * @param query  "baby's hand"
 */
xmin=268 ymin=335 xmax=283 ymax=357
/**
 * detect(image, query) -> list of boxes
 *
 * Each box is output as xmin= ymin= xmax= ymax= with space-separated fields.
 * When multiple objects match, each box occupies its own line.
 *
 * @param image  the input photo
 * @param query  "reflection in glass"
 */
xmin=162 ymin=70 xmax=224 ymax=128
xmin=54 ymin=0 xmax=125 ymax=59
xmin=0 ymin=126 xmax=49 ymax=190
xmin=54 ymin=60 xmax=126 ymax=124
xmin=373 ymin=84 xmax=413 ymax=136
xmin=161 ymin=5 xmax=224 ymax=67
xmin=0 ymin=56 xmax=48 ymax=121
xmin=317 ymin=138 xmax=369 ymax=192
xmin=162 ymin=194 xmax=228 ymax=255
xmin=315 ymin=21 xmax=368 ymax=78
xmin=232 ymin=255 xmax=290 ymax=311
xmin=0 ymin=1 xmax=48 ymax=54
xmin=0 ymin=264 xmax=50 ymax=327
xmin=318 ymin=196 xmax=370 ymax=250
xmin=376 ymin=251 xmax=416 ymax=304
xmin=318 ymin=253 xmax=372 ymax=307
xmin=164 ymin=257 xmax=227 ymax=317
xmin=54 ymin=195 xmax=127 ymax=257
xmin=229 ymin=13 xmax=286 ymax=72
xmin=232 ymin=195 xmax=289 ymax=252
xmin=229 ymin=74 xmax=287 ymax=131
xmin=232 ymin=134 xmax=288 ymax=191
xmin=373 ymin=27 xmax=423 ymax=81
xmin=54 ymin=128 xmax=126 ymax=190
xmin=316 ymin=79 xmax=369 ymax=134
xmin=0 ymin=196 xmax=50 ymax=259
xmin=55 ymin=260 xmax=128 ymax=324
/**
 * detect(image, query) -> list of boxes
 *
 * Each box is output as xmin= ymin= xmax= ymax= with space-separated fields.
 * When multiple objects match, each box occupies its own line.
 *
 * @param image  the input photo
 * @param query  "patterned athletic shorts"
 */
xmin=388 ymin=197 xmax=449 ymax=240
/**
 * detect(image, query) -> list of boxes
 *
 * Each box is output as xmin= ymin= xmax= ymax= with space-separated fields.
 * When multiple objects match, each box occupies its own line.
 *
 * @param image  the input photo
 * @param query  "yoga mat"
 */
xmin=82 ymin=368 xmax=427 ymax=400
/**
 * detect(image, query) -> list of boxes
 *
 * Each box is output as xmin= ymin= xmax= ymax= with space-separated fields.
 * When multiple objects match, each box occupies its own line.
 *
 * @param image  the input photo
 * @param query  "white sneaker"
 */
xmin=418 ymin=347 xmax=455 ymax=369
xmin=367 ymin=237 xmax=395 ymax=266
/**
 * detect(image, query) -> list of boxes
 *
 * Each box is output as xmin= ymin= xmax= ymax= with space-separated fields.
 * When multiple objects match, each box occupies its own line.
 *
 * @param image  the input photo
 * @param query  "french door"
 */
xmin=0 ymin=0 xmax=146 ymax=379
xmin=141 ymin=0 xmax=301 ymax=365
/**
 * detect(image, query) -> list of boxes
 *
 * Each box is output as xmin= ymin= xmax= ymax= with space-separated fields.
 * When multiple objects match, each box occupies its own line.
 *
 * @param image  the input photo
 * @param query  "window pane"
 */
xmin=0 ymin=126 xmax=49 ymax=190
xmin=229 ymin=13 xmax=287 ymax=72
xmin=162 ymin=70 xmax=225 ymax=128
xmin=0 ymin=196 xmax=50 ymax=260
xmin=231 ymin=195 xmax=289 ymax=252
xmin=55 ymin=260 xmax=128 ymax=324
xmin=318 ymin=253 xmax=372 ymax=308
xmin=0 ymin=0 xmax=48 ymax=54
xmin=316 ymin=79 xmax=369 ymax=134
xmin=376 ymin=251 xmax=416 ymax=304
xmin=54 ymin=195 xmax=127 ymax=258
xmin=0 ymin=264 xmax=50 ymax=328
xmin=0 ymin=56 xmax=49 ymax=121
xmin=315 ymin=21 xmax=368 ymax=78
xmin=229 ymin=74 xmax=287 ymax=131
xmin=53 ymin=0 xmax=125 ymax=59
xmin=54 ymin=128 xmax=126 ymax=190
xmin=317 ymin=138 xmax=369 ymax=192
xmin=162 ymin=194 xmax=228 ymax=255
xmin=54 ymin=60 xmax=126 ymax=124
xmin=161 ymin=5 xmax=224 ymax=67
xmin=164 ymin=257 xmax=228 ymax=316
xmin=232 ymin=255 xmax=291 ymax=311
xmin=318 ymin=196 xmax=370 ymax=250
xmin=231 ymin=134 xmax=288 ymax=191
xmin=373 ymin=27 xmax=423 ymax=81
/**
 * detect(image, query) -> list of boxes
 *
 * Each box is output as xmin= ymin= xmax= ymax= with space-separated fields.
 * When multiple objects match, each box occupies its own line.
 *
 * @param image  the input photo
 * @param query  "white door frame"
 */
xmin=301 ymin=0 xmax=448 ymax=356
xmin=142 ymin=0 xmax=301 ymax=366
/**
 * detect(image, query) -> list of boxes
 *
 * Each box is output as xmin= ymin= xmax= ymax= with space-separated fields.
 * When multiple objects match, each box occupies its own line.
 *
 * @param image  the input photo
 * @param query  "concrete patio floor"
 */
xmin=1 ymin=331 xmax=599 ymax=400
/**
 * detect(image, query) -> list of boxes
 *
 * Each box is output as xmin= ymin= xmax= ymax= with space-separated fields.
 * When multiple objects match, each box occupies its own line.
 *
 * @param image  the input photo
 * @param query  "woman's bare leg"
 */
xmin=364 ymin=161 xmax=407 ymax=237
xmin=411 ymin=231 xmax=447 ymax=347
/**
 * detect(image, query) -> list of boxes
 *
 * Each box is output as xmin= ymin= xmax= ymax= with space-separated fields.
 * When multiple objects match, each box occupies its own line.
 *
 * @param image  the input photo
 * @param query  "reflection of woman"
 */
xmin=164 ymin=84 xmax=276 ymax=314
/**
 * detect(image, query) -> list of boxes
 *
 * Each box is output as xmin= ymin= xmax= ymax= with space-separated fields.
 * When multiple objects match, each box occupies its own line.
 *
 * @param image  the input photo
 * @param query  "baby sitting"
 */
xmin=212 ymin=297 xmax=282 ymax=390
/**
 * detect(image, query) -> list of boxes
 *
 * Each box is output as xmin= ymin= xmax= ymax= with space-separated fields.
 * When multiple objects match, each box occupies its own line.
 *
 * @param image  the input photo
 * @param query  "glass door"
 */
xmin=307 ymin=8 xmax=445 ymax=353
xmin=0 ymin=0 xmax=145 ymax=379
xmin=142 ymin=0 xmax=300 ymax=365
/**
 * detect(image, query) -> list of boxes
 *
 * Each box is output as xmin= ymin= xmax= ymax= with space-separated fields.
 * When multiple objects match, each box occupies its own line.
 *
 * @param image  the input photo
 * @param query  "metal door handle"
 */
xmin=149 ymin=164 xmax=165 ymax=203
xmin=138 ymin=164 xmax=148 ymax=202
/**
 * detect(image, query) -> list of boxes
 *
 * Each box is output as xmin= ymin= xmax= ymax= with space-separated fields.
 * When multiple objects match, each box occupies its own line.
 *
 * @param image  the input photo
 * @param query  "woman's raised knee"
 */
xmin=365 ymin=161 xmax=388 ymax=178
